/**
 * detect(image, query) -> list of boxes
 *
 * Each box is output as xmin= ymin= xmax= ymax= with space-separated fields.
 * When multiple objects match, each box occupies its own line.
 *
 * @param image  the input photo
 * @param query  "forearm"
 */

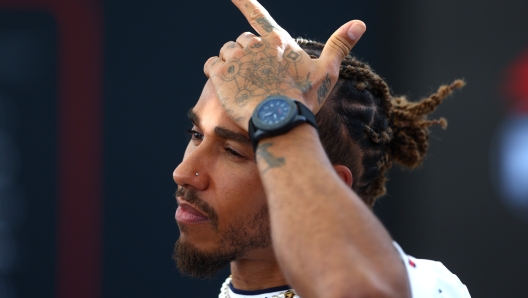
xmin=256 ymin=124 xmax=410 ymax=298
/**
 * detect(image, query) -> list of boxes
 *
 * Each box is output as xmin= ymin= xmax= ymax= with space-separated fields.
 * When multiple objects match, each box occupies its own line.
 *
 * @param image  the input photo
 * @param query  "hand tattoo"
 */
xmin=217 ymin=39 xmax=311 ymax=108
xmin=317 ymin=73 xmax=331 ymax=105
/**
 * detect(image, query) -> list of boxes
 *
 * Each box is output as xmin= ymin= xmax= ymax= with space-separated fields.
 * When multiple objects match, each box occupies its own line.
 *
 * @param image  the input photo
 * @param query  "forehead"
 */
xmin=194 ymin=80 xmax=218 ymax=111
xmin=192 ymin=80 xmax=243 ymax=132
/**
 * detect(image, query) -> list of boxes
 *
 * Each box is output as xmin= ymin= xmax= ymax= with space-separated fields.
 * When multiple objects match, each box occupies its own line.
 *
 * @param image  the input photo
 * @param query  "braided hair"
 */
xmin=296 ymin=38 xmax=465 ymax=207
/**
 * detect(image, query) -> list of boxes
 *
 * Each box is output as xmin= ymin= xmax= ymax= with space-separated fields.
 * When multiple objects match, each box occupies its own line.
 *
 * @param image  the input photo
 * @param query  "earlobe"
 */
xmin=333 ymin=165 xmax=353 ymax=188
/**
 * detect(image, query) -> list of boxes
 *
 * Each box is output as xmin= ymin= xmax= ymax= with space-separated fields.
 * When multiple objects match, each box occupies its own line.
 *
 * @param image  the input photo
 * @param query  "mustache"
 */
xmin=175 ymin=187 xmax=219 ymax=230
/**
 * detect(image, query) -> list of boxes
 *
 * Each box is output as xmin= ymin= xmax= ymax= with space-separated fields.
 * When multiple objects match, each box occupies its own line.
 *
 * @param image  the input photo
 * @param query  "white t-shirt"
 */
xmin=222 ymin=243 xmax=471 ymax=298
xmin=393 ymin=242 xmax=471 ymax=297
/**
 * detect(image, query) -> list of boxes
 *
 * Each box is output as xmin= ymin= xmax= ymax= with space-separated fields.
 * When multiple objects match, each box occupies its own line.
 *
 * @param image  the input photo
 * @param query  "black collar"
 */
xmin=229 ymin=282 xmax=291 ymax=296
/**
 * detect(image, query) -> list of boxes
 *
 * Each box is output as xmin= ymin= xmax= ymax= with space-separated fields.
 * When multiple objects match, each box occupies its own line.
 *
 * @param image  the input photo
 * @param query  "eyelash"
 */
xmin=186 ymin=129 xmax=203 ymax=141
xmin=225 ymin=147 xmax=243 ymax=158
xmin=185 ymin=129 xmax=244 ymax=158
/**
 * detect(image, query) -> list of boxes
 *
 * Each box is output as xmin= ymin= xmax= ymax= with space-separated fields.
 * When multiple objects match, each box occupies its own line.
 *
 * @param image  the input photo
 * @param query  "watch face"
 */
xmin=257 ymin=99 xmax=291 ymax=125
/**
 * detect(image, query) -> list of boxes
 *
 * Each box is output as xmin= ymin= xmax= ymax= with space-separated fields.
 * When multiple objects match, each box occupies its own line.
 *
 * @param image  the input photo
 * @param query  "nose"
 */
xmin=173 ymin=145 xmax=209 ymax=191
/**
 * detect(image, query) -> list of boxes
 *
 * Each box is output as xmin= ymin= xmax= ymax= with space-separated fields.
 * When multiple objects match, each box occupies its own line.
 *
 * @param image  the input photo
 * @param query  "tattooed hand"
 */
xmin=204 ymin=0 xmax=366 ymax=131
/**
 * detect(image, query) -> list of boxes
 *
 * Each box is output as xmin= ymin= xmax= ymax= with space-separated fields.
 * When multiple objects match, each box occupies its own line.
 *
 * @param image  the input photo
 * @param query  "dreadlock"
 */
xmin=296 ymin=38 xmax=465 ymax=207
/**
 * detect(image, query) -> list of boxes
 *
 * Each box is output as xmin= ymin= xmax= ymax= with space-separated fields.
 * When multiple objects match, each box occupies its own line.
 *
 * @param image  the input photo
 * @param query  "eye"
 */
xmin=225 ymin=147 xmax=243 ymax=158
xmin=186 ymin=129 xmax=203 ymax=142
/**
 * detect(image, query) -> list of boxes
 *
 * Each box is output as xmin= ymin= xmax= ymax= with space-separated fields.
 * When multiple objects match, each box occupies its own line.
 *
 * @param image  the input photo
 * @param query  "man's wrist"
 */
xmin=248 ymin=96 xmax=318 ymax=153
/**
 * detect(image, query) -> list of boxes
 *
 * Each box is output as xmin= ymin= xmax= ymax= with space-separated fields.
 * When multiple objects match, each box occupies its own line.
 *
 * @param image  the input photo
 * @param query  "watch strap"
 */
xmin=295 ymin=100 xmax=318 ymax=130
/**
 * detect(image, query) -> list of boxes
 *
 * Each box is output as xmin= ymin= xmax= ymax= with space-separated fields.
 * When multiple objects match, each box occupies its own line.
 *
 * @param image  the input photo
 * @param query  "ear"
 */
xmin=333 ymin=165 xmax=353 ymax=188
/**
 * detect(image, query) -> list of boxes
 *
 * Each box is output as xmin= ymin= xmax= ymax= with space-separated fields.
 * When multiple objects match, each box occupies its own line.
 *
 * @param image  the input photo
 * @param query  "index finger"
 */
xmin=231 ymin=0 xmax=283 ymax=36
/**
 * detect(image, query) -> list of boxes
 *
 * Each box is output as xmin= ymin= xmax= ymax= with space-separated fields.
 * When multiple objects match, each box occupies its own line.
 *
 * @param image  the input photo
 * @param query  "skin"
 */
xmin=203 ymin=2 xmax=366 ymax=130
xmin=174 ymin=81 xmax=357 ymax=290
xmin=174 ymin=80 xmax=287 ymax=288
xmin=176 ymin=0 xmax=412 ymax=297
xmin=173 ymin=80 xmax=262 ymax=248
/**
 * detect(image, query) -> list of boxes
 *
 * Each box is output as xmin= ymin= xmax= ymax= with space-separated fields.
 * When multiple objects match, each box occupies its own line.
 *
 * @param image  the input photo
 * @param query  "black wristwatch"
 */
xmin=248 ymin=96 xmax=318 ymax=152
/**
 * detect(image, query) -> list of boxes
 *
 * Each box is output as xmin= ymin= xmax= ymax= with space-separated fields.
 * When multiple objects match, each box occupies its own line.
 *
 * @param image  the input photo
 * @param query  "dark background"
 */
xmin=0 ymin=0 xmax=527 ymax=297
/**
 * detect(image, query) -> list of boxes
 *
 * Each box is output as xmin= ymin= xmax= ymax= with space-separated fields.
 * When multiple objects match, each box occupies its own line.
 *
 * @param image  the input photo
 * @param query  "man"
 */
xmin=173 ymin=0 xmax=471 ymax=297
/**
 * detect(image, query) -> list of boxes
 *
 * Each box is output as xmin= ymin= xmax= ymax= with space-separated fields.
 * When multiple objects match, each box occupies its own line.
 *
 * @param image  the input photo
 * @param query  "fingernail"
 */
xmin=347 ymin=22 xmax=365 ymax=41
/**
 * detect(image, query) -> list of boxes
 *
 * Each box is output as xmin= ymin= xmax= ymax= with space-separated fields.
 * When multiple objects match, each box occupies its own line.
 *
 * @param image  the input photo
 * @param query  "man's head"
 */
xmin=172 ymin=81 xmax=271 ymax=278
xmin=172 ymin=40 xmax=464 ymax=278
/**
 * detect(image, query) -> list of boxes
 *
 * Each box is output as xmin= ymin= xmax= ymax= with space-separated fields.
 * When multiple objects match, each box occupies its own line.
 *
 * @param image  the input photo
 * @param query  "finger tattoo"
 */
xmin=256 ymin=18 xmax=274 ymax=33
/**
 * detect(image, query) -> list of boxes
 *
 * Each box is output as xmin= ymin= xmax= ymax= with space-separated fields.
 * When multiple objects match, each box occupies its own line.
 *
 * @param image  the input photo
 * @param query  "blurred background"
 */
xmin=0 ymin=0 xmax=527 ymax=297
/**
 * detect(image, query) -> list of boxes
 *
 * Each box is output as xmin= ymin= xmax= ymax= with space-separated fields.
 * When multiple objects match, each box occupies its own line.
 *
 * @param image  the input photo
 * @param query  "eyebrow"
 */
xmin=187 ymin=108 xmax=252 ymax=147
xmin=214 ymin=127 xmax=252 ymax=146
xmin=187 ymin=108 xmax=200 ymax=125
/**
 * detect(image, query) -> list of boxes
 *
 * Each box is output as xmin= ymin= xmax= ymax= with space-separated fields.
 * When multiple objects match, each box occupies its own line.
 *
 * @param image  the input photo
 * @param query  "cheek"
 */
xmin=214 ymin=165 xmax=267 ymax=223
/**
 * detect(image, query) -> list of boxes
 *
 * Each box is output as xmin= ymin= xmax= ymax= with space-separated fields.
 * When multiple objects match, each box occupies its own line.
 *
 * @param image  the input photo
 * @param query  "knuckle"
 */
xmin=205 ymin=57 xmax=218 ymax=68
xmin=248 ymin=8 xmax=266 ymax=20
xmin=247 ymin=37 xmax=262 ymax=46
xmin=203 ymin=61 xmax=210 ymax=75
xmin=238 ymin=32 xmax=254 ymax=40
xmin=233 ymin=48 xmax=246 ymax=57
xmin=329 ymin=35 xmax=351 ymax=57
xmin=221 ymin=41 xmax=237 ymax=52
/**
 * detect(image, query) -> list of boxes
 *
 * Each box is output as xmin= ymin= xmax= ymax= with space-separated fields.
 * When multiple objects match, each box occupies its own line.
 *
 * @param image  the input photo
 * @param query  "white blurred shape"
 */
xmin=497 ymin=114 xmax=528 ymax=216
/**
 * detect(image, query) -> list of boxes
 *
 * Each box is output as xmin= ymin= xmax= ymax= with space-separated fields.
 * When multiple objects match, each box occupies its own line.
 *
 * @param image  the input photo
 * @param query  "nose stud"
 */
xmin=195 ymin=172 xmax=199 ymax=176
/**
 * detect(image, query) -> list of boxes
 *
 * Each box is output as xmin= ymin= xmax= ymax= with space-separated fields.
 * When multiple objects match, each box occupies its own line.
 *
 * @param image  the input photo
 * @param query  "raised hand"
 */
xmin=204 ymin=0 xmax=366 ymax=130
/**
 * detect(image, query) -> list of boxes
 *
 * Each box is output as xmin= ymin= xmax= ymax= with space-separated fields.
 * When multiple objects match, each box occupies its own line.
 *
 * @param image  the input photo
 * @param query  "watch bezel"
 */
xmin=251 ymin=96 xmax=298 ymax=132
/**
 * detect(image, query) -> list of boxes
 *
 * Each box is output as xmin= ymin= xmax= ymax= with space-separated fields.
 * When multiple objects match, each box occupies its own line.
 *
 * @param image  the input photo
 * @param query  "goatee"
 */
xmin=173 ymin=238 xmax=235 ymax=279
xmin=173 ymin=188 xmax=271 ymax=278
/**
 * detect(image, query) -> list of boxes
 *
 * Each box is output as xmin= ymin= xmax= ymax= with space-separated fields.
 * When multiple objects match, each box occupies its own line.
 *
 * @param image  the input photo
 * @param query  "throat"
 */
xmin=229 ymin=254 xmax=288 ymax=291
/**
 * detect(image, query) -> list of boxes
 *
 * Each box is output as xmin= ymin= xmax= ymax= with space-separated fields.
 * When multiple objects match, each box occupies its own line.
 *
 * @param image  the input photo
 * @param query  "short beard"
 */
xmin=173 ymin=190 xmax=271 ymax=278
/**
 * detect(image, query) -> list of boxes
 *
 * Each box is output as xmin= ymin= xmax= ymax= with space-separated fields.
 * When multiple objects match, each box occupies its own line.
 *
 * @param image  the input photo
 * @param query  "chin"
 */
xmin=177 ymin=226 xmax=220 ymax=252
xmin=173 ymin=237 xmax=235 ymax=279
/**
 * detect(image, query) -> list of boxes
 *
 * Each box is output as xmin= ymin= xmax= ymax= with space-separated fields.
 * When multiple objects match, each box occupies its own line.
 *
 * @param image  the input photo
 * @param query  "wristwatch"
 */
xmin=248 ymin=96 xmax=318 ymax=152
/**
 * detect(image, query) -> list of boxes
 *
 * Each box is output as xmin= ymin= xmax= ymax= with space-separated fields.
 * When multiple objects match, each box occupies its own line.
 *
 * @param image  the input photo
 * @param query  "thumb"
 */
xmin=319 ymin=20 xmax=366 ymax=71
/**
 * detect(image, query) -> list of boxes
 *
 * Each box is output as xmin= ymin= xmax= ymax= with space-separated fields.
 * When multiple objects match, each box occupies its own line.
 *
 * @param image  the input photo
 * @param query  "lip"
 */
xmin=175 ymin=199 xmax=209 ymax=224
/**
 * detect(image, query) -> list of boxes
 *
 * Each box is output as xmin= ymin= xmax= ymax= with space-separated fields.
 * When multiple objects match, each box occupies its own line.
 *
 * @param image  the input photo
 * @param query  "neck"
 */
xmin=229 ymin=247 xmax=288 ymax=291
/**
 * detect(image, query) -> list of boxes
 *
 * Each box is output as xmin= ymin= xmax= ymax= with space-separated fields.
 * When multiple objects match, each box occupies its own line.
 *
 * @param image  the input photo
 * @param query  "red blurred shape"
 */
xmin=409 ymin=258 xmax=416 ymax=268
xmin=0 ymin=1 xmax=103 ymax=298
xmin=504 ymin=48 xmax=528 ymax=113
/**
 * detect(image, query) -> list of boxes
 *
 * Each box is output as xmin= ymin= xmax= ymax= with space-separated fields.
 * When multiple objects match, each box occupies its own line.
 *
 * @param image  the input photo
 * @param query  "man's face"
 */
xmin=172 ymin=80 xmax=271 ymax=278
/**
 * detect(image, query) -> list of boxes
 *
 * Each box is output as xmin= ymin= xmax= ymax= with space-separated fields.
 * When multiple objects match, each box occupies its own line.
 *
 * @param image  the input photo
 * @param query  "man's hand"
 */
xmin=203 ymin=0 xmax=366 ymax=131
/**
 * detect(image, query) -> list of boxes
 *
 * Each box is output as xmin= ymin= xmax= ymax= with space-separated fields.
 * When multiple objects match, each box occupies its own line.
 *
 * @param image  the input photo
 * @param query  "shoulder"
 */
xmin=393 ymin=242 xmax=471 ymax=298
